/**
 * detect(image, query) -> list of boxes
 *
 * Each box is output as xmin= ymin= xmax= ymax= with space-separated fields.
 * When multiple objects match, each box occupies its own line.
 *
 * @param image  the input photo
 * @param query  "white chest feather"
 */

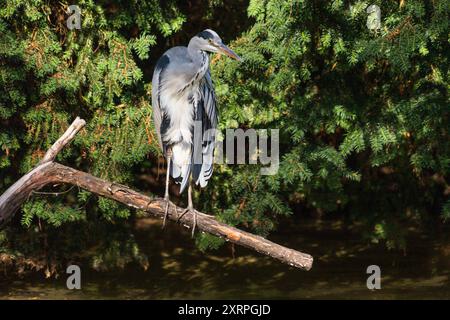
xmin=162 ymin=90 xmax=198 ymax=144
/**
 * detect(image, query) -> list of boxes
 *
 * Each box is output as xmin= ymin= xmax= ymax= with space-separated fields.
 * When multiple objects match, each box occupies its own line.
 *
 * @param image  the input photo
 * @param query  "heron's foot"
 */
xmin=177 ymin=207 xmax=197 ymax=238
xmin=162 ymin=197 xmax=172 ymax=229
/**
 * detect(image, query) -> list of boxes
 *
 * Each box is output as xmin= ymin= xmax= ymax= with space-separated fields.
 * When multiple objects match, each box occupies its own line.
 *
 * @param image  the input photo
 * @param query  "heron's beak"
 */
xmin=218 ymin=43 xmax=242 ymax=62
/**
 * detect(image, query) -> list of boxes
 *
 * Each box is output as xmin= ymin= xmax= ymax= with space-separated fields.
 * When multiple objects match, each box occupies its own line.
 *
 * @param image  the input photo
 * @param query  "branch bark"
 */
xmin=0 ymin=118 xmax=313 ymax=271
xmin=39 ymin=116 xmax=86 ymax=165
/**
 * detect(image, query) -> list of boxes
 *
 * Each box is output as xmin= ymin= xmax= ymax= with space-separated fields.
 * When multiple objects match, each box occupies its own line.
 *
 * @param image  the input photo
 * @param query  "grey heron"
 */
xmin=152 ymin=29 xmax=241 ymax=236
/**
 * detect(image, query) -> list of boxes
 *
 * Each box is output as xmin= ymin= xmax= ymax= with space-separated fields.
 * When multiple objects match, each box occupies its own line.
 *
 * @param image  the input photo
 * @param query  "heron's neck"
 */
xmin=188 ymin=39 xmax=208 ymax=62
xmin=187 ymin=43 xmax=209 ymax=79
xmin=187 ymin=38 xmax=202 ymax=58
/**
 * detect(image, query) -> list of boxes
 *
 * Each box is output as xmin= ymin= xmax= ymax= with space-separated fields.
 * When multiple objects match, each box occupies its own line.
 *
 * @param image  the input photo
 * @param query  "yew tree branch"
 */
xmin=0 ymin=117 xmax=313 ymax=271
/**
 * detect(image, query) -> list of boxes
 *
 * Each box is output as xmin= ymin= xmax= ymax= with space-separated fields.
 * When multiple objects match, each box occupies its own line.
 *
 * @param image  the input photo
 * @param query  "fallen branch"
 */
xmin=0 ymin=118 xmax=313 ymax=271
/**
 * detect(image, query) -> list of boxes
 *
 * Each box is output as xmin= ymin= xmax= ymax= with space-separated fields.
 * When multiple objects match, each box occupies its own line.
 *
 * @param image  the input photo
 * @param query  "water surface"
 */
xmin=1 ymin=217 xmax=449 ymax=299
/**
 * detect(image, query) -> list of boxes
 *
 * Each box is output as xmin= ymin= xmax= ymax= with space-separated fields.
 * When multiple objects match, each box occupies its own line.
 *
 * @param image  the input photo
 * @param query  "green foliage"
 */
xmin=91 ymin=237 xmax=149 ymax=271
xmin=0 ymin=0 xmax=184 ymax=273
xmin=0 ymin=0 xmax=182 ymax=212
xmin=442 ymin=200 xmax=450 ymax=222
xmin=22 ymin=199 xmax=85 ymax=228
xmin=196 ymin=233 xmax=226 ymax=252
xmin=212 ymin=0 xmax=449 ymax=247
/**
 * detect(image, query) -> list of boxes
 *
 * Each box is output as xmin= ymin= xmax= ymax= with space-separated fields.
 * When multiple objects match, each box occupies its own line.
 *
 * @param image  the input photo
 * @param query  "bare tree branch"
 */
xmin=0 ymin=117 xmax=314 ymax=271
xmin=39 ymin=117 xmax=85 ymax=164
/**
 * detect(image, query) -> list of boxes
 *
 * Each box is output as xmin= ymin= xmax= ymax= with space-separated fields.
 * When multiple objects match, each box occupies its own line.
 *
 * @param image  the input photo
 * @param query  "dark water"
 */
xmin=1 ymin=217 xmax=449 ymax=299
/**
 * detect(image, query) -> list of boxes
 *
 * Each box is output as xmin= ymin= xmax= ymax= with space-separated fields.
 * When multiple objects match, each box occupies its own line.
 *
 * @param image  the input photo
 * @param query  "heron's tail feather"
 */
xmin=179 ymin=164 xmax=191 ymax=194
xmin=194 ymin=140 xmax=215 ymax=188
xmin=169 ymin=161 xmax=181 ymax=180
xmin=171 ymin=142 xmax=192 ymax=194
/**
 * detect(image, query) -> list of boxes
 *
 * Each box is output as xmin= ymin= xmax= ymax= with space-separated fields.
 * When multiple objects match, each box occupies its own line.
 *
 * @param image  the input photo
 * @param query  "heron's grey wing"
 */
xmin=151 ymin=55 xmax=168 ymax=152
xmin=202 ymin=69 xmax=219 ymax=130
xmin=192 ymin=69 xmax=218 ymax=188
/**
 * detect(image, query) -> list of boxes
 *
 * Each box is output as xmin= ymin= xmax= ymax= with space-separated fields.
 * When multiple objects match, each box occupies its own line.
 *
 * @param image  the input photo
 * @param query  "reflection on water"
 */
xmin=1 ymin=217 xmax=449 ymax=299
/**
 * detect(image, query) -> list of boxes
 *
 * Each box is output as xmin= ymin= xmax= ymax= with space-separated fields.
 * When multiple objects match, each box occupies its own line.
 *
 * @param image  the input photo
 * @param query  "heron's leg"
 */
xmin=177 ymin=181 xmax=197 ymax=238
xmin=162 ymin=148 xmax=172 ymax=228
xmin=187 ymin=182 xmax=197 ymax=238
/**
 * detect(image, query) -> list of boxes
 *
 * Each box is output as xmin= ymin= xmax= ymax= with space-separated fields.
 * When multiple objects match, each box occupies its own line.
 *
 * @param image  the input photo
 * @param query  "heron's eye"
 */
xmin=208 ymin=39 xmax=213 ymax=44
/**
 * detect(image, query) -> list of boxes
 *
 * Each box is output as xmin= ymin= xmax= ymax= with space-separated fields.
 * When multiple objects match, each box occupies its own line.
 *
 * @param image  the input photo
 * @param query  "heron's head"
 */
xmin=191 ymin=29 xmax=242 ymax=61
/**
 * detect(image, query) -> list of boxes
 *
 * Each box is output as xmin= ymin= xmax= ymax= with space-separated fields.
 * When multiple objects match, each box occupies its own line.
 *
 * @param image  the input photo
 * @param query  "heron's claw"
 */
xmin=177 ymin=207 xmax=197 ymax=238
